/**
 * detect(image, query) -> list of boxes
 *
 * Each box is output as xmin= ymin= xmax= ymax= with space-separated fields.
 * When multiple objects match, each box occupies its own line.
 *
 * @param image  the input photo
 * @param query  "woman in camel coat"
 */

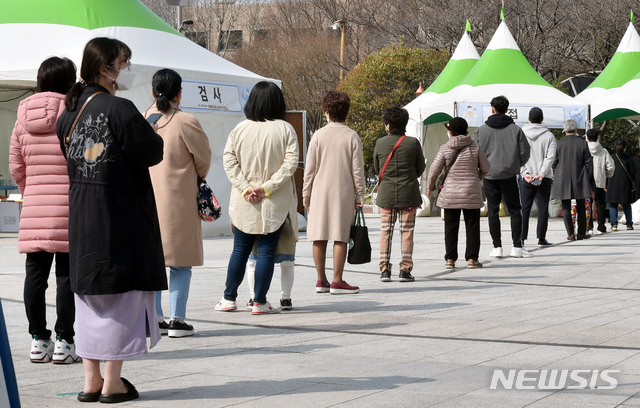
xmin=303 ymin=90 xmax=366 ymax=295
xmin=147 ymin=69 xmax=211 ymax=337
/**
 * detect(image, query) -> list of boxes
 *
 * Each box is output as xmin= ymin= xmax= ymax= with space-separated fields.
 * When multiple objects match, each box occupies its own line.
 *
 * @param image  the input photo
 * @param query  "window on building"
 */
xmin=185 ymin=31 xmax=207 ymax=49
xmin=218 ymin=30 xmax=243 ymax=52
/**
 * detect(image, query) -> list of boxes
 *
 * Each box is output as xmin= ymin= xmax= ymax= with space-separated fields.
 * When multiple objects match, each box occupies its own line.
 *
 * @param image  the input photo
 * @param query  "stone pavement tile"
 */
xmin=131 ymin=372 xmax=319 ymax=407
xmin=230 ymin=381 xmax=442 ymax=408
xmin=429 ymin=393 xmax=541 ymax=408
xmin=326 ymin=389 xmax=452 ymax=408
xmin=427 ymin=341 xmax=530 ymax=366
xmin=541 ymin=348 xmax=639 ymax=370
xmin=400 ymin=365 xmax=493 ymax=395
xmin=614 ymin=352 xmax=640 ymax=375
xmin=524 ymin=386 xmax=632 ymax=407
xmin=482 ymin=345 xmax=586 ymax=368
xmin=551 ymin=327 xmax=640 ymax=346
xmin=603 ymin=332 xmax=640 ymax=349
xmin=621 ymin=390 xmax=640 ymax=406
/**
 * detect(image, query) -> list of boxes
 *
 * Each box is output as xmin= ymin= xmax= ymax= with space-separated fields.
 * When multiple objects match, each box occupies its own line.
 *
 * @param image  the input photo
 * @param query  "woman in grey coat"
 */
xmin=550 ymin=120 xmax=593 ymax=240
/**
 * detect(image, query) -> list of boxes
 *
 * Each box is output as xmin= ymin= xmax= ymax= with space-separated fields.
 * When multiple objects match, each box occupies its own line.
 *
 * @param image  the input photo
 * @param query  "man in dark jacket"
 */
xmin=550 ymin=119 xmax=593 ymax=240
xmin=373 ymin=107 xmax=426 ymax=282
xmin=472 ymin=95 xmax=530 ymax=258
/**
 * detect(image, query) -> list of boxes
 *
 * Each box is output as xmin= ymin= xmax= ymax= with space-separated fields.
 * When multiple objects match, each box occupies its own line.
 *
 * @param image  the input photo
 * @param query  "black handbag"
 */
xmin=347 ymin=207 xmax=371 ymax=264
xmin=197 ymin=179 xmax=222 ymax=222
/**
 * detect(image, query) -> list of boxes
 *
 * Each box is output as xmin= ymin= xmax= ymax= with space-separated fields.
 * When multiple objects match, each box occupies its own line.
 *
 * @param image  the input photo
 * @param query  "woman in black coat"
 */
xmin=606 ymin=139 xmax=635 ymax=231
xmin=57 ymin=37 xmax=166 ymax=403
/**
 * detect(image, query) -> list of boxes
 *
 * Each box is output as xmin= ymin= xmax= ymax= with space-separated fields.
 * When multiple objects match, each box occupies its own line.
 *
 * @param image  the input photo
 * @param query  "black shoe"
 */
xmin=380 ymin=271 xmax=391 ymax=282
xmin=77 ymin=391 xmax=101 ymax=403
xmin=537 ymin=239 xmax=553 ymax=247
xmin=576 ymin=234 xmax=591 ymax=240
xmin=280 ymin=299 xmax=293 ymax=310
xmin=167 ymin=320 xmax=194 ymax=338
xmin=158 ymin=320 xmax=169 ymax=336
xmin=398 ymin=271 xmax=415 ymax=282
xmin=99 ymin=377 xmax=138 ymax=404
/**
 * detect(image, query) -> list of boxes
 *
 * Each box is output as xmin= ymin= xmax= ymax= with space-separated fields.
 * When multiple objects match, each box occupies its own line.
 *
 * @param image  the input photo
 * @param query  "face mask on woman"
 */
xmin=106 ymin=68 xmax=136 ymax=91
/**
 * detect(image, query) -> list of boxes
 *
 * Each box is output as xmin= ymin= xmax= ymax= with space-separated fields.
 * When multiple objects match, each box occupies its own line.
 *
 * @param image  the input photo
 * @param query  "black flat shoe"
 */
xmin=77 ymin=391 xmax=100 ymax=402
xmin=98 ymin=377 xmax=139 ymax=404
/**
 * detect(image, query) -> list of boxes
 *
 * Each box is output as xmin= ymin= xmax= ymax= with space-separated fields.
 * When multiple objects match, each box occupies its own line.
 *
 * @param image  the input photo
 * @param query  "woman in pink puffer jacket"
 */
xmin=9 ymin=57 xmax=80 ymax=364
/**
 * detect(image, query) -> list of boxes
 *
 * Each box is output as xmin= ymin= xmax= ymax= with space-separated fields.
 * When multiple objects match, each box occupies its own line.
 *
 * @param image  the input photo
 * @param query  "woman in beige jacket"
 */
xmin=216 ymin=81 xmax=298 ymax=315
xmin=303 ymin=90 xmax=365 ymax=295
xmin=147 ymin=69 xmax=211 ymax=337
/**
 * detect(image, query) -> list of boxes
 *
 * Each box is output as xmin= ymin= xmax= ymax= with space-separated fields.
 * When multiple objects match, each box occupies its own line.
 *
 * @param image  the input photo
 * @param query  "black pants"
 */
xmin=444 ymin=208 xmax=481 ymax=261
xmin=561 ymin=199 xmax=586 ymax=236
xmin=519 ymin=177 xmax=552 ymax=242
xmin=594 ymin=188 xmax=607 ymax=232
xmin=24 ymin=252 xmax=74 ymax=343
xmin=484 ymin=177 xmax=523 ymax=248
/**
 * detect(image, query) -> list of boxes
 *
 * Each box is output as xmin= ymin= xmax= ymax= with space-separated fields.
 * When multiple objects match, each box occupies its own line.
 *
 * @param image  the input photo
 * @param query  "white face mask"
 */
xmin=107 ymin=69 xmax=136 ymax=91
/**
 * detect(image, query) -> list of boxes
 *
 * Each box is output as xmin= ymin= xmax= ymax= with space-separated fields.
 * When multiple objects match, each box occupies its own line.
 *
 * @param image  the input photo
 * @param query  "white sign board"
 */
xmin=180 ymin=80 xmax=247 ymax=113
xmin=458 ymin=103 xmax=587 ymax=129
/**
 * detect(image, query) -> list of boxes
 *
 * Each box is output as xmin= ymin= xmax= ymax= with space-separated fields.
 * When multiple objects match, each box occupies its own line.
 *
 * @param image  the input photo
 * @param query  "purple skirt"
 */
xmin=74 ymin=291 xmax=160 ymax=360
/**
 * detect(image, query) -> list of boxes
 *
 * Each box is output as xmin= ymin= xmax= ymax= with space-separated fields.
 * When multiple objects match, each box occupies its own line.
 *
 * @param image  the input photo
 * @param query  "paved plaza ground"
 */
xmin=1 ymin=214 xmax=640 ymax=407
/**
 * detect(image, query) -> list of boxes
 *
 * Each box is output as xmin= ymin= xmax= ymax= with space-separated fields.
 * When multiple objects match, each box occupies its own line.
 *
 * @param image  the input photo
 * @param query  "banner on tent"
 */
xmin=180 ymin=80 xmax=252 ymax=113
xmin=457 ymin=103 xmax=587 ymax=129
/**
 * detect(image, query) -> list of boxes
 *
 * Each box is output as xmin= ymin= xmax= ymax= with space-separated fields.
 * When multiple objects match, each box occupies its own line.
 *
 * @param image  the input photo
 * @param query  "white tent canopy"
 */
xmin=575 ymin=22 xmax=640 ymax=107
xmin=0 ymin=0 xmax=274 ymax=235
xmin=404 ymin=28 xmax=480 ymax=139
xmin=420 ymin=20 xmax=587 ymax=129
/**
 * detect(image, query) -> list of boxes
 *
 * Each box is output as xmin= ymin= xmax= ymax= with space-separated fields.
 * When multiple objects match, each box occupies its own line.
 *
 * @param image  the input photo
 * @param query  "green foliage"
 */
xmin=596 ymin=119 xmax=640 ymax=157
xmin=338 ymin=45 xmax=449 ymax=177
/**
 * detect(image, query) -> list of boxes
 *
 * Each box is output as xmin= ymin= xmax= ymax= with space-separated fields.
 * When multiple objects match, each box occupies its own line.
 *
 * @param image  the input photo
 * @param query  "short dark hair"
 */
xmin=244 ymin=81 xmax=286 ymax=121
xmin=586 ymin=129 xmax=600 ymax=142
xmin=152 ymin=69 xmax=182 ymax=112
xmin=322 ymin=90 xmax=350 ymax=122
xmin=383 ymin=107 xmax=409 ymax=135
xmin=66 ymin=37 xmax=132 ymax=111
xmin=491 ymin=95 xmax=509 ymax=114
xmin=37 ymin=57 xmax=76 ymax=94
xmin=529 ymin=107 xmax=543 ymax=124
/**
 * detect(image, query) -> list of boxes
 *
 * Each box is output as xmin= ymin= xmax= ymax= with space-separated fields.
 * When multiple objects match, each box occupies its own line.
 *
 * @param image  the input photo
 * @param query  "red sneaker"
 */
xmin=330 ymin=281 xmax=360 ymax=294
xmin=315 ymin=280 xmax=330 ymax=293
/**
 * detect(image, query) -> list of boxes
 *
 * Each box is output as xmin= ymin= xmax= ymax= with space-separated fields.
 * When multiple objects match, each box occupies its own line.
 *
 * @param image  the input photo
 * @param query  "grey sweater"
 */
xmin=520 ymin=123 xmax=557 ymax=180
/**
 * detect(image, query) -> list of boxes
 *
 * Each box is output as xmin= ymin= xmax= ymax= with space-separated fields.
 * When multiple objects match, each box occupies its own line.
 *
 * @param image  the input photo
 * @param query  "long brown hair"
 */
xmin=65 ymin=37 xmax=131 ymax=111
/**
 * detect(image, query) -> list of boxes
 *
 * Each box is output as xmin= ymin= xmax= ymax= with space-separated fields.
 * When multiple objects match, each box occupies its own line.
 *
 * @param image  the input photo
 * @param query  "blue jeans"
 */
xmin=224 ymin=224 xmax=283 ymax=304
xmin=156 ymin=266 xmax=192 ymax=319
xmin=609 ymin=203 xmax=633 ymax=226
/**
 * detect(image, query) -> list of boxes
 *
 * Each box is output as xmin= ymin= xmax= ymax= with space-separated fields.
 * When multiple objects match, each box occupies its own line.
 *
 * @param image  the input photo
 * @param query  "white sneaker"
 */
xmin=510 ymin=247 xmax=533 ymax=258
xmin=52 ymin=337 xmax=81 ymax=364
xmin=30 ymin=336 xmax=53 ymax=363
xmin=489 ymin=247 xmax=503 ymax=258
xmin=252 ymin=302 xmax=280 ymax=315
xmin=214 ymin=298 xmax=237 ymax=311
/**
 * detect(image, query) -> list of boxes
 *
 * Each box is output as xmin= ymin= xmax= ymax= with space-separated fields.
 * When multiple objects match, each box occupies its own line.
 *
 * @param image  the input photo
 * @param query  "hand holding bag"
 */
xmin=197 ymin=178 xmax=222 ymax=222
xmin=347 ymin=207 xmax=371 ymax=264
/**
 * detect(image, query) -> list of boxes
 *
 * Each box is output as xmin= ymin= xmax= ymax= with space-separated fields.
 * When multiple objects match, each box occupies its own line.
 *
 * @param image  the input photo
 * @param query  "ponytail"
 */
xmin=65 ymin=81 xmax=85 ymax=111
xmin=152 ymin=68 xmax=182 ymax=113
